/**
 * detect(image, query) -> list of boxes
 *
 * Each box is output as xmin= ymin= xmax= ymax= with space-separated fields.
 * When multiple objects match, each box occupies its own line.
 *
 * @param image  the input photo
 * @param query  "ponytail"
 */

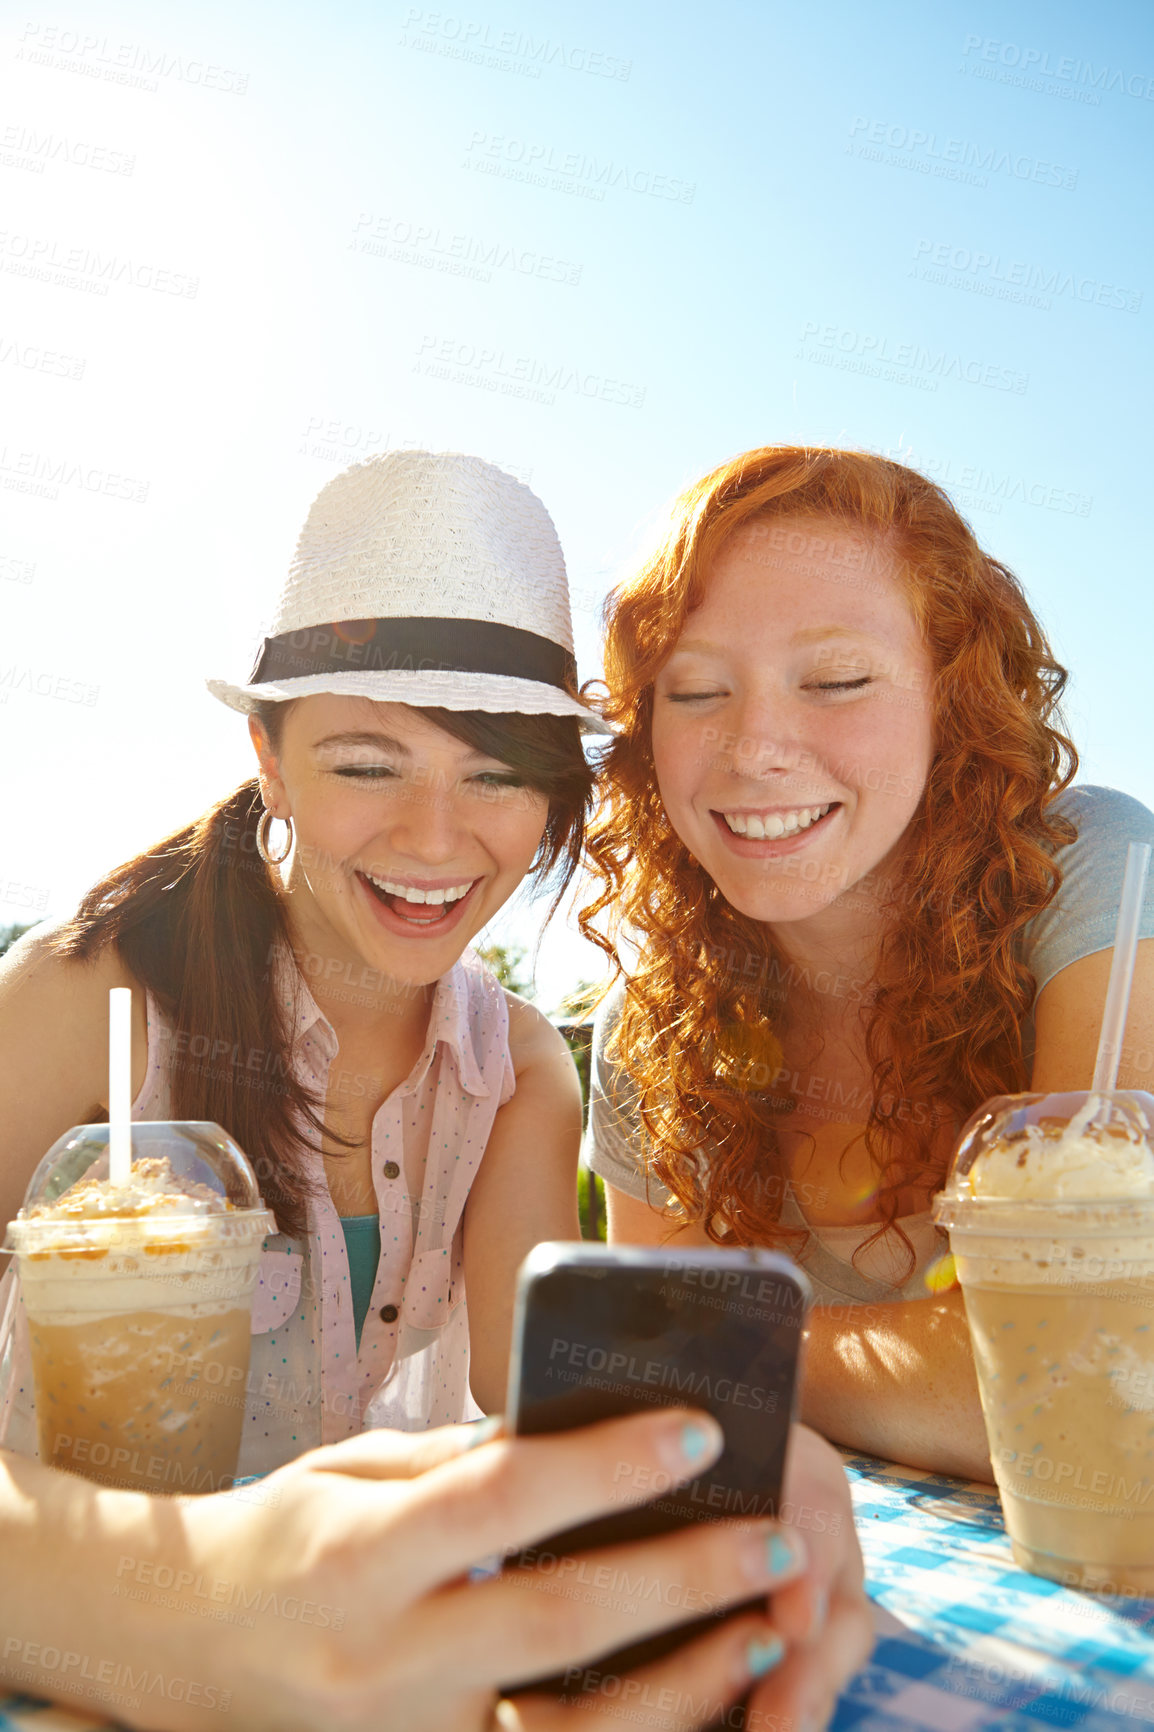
xmin=54 ymin=779 xmax=323 ymax=1238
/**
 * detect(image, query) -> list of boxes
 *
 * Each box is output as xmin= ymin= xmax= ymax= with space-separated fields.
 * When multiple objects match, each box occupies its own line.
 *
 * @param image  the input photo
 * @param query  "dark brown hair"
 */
xmin=55 ymin=700 xmax=595 ymax=1237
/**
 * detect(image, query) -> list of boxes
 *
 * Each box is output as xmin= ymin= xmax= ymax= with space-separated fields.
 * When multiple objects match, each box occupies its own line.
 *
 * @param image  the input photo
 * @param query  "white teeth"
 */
xmin=365 ymin=874 xmax=473 ymax=906
xmin=722 ymin=803 xmax=832 ymax=837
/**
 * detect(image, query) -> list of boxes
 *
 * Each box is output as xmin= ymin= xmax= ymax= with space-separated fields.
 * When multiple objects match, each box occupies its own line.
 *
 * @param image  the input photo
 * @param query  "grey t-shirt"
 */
xmin=584 ymin=785 xmax=1154 ymax=1303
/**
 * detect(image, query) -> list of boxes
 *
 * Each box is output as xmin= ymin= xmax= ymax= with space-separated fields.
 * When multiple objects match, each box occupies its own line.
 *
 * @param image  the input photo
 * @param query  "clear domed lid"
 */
xmin=934 ymin=1089 xmax=1154 ymax=1230
xmin=9 ymin=1120 xmax=267 ymax=1226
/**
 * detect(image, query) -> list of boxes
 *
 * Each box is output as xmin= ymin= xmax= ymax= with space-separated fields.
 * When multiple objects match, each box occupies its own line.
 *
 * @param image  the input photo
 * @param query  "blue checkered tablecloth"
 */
xmin=4 ymin=1455 xmax=1154 ymax=1729
xmin=837 ymin=1454 xmax=1154 ymax=1729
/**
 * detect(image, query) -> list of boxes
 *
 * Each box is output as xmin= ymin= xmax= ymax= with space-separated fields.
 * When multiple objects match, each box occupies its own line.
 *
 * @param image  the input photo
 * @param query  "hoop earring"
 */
xmin=256 ymin=809 xmax=293 ymax=867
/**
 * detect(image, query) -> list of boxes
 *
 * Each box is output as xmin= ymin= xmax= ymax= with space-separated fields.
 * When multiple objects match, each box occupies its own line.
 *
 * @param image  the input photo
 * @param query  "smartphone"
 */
xmin=502 ymin=1241 xmax=811 ymax=1698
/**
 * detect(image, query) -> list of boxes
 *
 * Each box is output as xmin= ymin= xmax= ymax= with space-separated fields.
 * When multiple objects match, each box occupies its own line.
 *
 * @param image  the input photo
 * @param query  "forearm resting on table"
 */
xmin=799 ymin=1287 xmax=993 ymax=1483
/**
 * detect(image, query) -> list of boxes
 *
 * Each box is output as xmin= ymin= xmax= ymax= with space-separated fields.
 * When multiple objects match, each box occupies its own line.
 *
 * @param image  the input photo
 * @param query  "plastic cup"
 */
xmin=935 ymin=1089 xmax=1154 ymax=1594
xmin=4 ymin=1122 xmax=272 ymax=1495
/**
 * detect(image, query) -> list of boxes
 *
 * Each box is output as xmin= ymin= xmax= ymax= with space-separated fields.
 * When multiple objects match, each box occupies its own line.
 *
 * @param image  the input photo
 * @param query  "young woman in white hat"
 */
xmin=0 ymin=451 xmax=608 ymax=1464
xmin=0 ymin=451 xmax=873 ymax=1732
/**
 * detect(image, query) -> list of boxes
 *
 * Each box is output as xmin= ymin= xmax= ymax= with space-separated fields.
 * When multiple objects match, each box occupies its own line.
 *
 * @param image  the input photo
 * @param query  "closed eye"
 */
xmin=333 ymin=764 xmax=398 ymax=779
xmin=807 ymin=677 xmax=873 ymax=693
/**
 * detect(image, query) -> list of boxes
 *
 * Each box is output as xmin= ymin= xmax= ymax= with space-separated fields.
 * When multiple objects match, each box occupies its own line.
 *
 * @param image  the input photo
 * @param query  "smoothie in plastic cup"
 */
xmin=935 ymin=1089 xmax=1154 ymax=1594
xmin=5 ymin=1121 xmax=272 ymax=1495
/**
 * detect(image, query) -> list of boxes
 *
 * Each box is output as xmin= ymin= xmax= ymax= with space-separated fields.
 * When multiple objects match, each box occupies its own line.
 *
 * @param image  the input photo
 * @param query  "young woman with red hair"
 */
xmin=582 ymin=446 xmax=1154 ymax=1482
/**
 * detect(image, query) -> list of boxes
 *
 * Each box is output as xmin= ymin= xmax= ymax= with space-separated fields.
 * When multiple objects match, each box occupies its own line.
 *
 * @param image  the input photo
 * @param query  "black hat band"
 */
xmin=248 ymin=617 xmax=578 ymax=692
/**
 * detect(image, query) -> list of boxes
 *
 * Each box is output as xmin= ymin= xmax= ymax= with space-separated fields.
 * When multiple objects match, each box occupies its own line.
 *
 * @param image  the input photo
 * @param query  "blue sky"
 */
xmin=2 ymin=0 xmax=1151 ymax=1004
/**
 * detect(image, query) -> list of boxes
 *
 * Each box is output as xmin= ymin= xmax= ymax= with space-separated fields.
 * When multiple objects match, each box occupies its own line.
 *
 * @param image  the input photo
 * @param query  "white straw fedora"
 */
xmin=207 ymin=450 xmax=611 ymax=733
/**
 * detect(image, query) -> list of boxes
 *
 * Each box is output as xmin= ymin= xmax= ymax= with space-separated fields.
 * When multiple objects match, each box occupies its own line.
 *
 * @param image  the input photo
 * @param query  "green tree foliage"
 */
xmin=578 ymin=1166 xmax=607 ymax=1242
xmin=556 ymin=978 xmax=599 ymax=1019
xmin=473 ymin=940 xmax=534 ymax=997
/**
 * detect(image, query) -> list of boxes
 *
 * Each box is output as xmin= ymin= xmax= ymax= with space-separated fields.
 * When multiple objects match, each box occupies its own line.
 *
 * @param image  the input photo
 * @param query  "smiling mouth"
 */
xmin=357 ymin=871 xmax=478 ymax=927
xmin=718 ymin=802 xmax=837 ymax=839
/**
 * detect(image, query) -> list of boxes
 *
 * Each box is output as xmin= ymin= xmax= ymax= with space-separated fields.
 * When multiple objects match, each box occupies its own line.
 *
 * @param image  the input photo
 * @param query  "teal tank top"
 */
xmin=339 ymin=1214 xmax=382 ymax=1349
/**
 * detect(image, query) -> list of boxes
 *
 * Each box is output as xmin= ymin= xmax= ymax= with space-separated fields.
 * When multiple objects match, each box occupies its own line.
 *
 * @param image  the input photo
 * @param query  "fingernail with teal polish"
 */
xmin=747 ymin=1633 xmax=785 ymax=1677
xmin=659 ymin=1416 xmax=722 ymax=1475
xmin=680 ymin=1421 xmax=713 ymax=1463
xmin=767 ymin=1531 xmax=803 ymax=1578
xmin=466 ymin=1415 xmax=504 ymax=1450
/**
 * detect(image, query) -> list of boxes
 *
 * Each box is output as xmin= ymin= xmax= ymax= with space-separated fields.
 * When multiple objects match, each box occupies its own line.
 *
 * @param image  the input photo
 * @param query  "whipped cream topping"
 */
xmin=27 ymin=1156 xmax=230 ymax=1222
xmin=964 ymin=1096 xmax=1154 ymax=1202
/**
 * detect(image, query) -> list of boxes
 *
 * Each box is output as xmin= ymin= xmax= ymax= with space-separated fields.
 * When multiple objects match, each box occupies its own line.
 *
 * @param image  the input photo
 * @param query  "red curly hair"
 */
xmin=580 ymin=447 xmax=1078 ymax=1267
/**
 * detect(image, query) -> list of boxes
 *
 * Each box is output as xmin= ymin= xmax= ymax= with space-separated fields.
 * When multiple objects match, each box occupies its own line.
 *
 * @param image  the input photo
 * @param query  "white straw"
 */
xmin=108 ymin=987 xmax=133 ymax=1185
xmin=1091 ymin=842 xmax=1152 ymax=1095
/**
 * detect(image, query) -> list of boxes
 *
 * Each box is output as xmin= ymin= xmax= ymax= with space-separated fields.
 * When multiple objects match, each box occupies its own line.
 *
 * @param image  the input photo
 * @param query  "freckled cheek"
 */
xmin=652 ymin=764 xmax=689 ymax=830
xmin=842 ymin=709 xmax=917 ymax=773
xmin=651 ymin=709 xmax=692 ymax=760
xmin=651 ymin=727 xmax=696 ymax=803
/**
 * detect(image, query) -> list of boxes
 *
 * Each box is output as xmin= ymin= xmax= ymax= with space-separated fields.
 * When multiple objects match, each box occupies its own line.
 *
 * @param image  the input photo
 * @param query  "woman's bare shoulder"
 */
xmin=502 ymin=989 xmax=573 ymax=1077
xmin=0 ymin=920 xmax=136 ymax=1004
xmin=0 ymin=921 xmax=141 ymax=1091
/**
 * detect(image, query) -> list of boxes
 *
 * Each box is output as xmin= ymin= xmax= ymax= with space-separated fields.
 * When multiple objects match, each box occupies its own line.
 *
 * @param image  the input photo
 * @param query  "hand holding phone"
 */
xmin=503 ymin=1241 xmax=811 ymax=1697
